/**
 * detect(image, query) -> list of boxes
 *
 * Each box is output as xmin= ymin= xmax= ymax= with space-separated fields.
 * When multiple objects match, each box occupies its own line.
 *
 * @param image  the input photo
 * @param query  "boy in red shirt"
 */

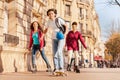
xmin=66 ymin=22 xmax=87 ymax=73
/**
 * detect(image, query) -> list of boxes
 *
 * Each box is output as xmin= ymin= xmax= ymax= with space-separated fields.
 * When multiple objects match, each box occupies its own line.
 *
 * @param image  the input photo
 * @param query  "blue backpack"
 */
xmin=55 ymin=18 xmax=66 ymax=40
xmin=56 ymin=31 xmax=64 ymax=40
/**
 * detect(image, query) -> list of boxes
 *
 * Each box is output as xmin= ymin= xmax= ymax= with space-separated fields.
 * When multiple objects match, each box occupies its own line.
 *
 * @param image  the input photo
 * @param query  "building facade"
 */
xmin=0 ymin=0 xmax=103 ymax=73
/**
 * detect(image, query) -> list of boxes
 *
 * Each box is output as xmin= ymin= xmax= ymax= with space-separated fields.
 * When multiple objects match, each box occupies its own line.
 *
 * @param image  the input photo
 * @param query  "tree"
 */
xmin=115 ymin=0 xmax=120 ymax=6
xmin=105 ymin=33 xmax=120 ymax=61
xmin=108 ymin=0 xmax=120 ymax=7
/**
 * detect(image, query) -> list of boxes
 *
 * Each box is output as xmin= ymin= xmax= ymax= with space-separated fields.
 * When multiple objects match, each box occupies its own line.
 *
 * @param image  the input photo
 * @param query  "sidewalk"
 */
xmin=0 ymin=68 xmax=120 ymax=80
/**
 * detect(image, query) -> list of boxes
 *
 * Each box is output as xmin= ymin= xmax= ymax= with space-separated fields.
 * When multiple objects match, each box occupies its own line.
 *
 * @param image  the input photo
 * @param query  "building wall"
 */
xmin=0 ymin=0 xmax=4 ymax=44
xmin=43 ymin=0 xmax=103 ymax=67
xmin=0 ymin=0 xmax=53 ymax=73
xmin=0 ymin=0 xmax=102 ymax=73
xmin=55 ymin=0 xmax=101 ymax=67
xmin=0 ymin=0 xmax=4 ymax=73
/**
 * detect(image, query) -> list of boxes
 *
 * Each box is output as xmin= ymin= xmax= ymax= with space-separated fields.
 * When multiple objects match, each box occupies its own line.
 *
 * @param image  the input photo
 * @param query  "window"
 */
xmin=79 ymin=22 xmax=83 ymax=32
xmin=79 ymin=8 xmax=82 ymax=17
xmin=86 ymin=24 xmax=88 ymax=33
xmin=84 ymin=24 xmax=87 ymax=33
xmin=65 ymin=5 xmax=71 ymax=16
xmin=86 ymin=9 xmax=88 ymax=19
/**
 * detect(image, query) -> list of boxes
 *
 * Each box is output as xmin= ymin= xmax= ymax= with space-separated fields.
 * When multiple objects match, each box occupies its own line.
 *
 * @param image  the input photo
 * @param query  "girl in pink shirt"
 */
xmin=66 ymin=22 xmax=87 ymax=73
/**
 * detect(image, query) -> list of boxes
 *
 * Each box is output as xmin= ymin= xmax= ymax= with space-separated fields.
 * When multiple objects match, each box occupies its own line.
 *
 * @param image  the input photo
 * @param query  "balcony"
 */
xmin=5 ymin=0 xmax=14 ymax=3
xmin=86 ymin=30 xmax=96 ymax=41
xmin=3 ymin=33 xmax=19 ymax=46
xmin=87 ymin=30 xmax=92 ymax=35
xmin=77 ymin=0 xmax=90 ymax=6
xmin=63 ymin=0 xmax=73 ymax=2
xmin=82 ymin=0 xmax=90 ymax=5
xmin=82 ymin=30 xmax=92 ymax=37
xmin=36 ymin=0 xmax=47 ymax=6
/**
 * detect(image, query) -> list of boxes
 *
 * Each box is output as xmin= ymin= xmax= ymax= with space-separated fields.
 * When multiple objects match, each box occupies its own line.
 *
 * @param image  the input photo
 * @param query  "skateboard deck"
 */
xmin=52 ymin=71 xmax=67 ymax=76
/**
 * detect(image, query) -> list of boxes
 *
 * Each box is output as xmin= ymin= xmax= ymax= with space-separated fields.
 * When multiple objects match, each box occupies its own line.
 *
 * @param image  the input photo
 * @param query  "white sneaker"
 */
xmin=59 ymin=69 xmax=64 ymax=73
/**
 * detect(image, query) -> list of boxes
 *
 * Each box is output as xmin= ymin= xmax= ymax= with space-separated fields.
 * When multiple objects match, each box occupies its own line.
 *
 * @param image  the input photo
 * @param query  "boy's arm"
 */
xmin=79 ymin=33 xmax=87 ymax=49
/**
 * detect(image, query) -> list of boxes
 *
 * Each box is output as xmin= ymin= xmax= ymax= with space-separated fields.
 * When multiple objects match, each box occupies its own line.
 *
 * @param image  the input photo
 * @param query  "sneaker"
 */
xmin=53 ymin=68 xmax=56 ymax=72
xmin=74 ymin=66 xmax=80 ymax=73
xmin=31 ymin=68 xmax=37 ymax=73
xmin=46 ymin=67 xmax=52 ymax=72
xmin=59 ymin=69 xmax=64 ymax=73
xmin=53 ymin=69 xmax=60 ymax=72
xmin=31 ymin=64 xmax=37 ymax=73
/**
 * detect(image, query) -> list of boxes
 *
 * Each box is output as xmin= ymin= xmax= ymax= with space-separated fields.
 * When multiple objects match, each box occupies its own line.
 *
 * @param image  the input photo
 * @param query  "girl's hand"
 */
xmin=25 ymin=49 xmax=31 ymax=54
xmin=27 ymin=48 xmax=31 ymax=51
xmin=40 ymin=48 xmax=43 ymax=51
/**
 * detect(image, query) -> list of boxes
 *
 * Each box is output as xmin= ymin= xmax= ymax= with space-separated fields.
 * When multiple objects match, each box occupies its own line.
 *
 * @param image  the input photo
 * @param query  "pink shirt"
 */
xmin=66 ymin=31 xmax=87 ymax=51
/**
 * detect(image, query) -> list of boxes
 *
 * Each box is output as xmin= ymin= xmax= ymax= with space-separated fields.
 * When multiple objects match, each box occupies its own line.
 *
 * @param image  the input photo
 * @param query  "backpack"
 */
xmin=56 ymin=31 xmax=64 ymax=40
xmin=55 ymin=17 xmax=66 ymax=34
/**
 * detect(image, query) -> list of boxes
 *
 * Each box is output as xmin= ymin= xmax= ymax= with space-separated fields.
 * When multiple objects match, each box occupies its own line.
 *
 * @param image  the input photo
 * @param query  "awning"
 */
xmin=94 ymin=56 xmax=103 ymax=61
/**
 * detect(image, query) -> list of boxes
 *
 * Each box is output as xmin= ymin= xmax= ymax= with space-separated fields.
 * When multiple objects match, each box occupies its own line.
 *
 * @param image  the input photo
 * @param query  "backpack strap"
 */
xmin=55 ymin=17 xmax=66 ymax=34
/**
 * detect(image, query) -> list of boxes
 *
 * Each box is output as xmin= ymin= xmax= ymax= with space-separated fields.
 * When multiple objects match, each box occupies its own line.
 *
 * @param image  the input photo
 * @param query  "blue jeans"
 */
xmin=32 ymin=44 xmax=50 ymax=68
xmin=52 ymin=39 xmax=64 ymax=70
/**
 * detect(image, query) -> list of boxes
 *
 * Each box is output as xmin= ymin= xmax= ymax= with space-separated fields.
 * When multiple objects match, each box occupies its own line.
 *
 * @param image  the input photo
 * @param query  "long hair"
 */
xmin=30 ymin=21 xmax=43 ymax=32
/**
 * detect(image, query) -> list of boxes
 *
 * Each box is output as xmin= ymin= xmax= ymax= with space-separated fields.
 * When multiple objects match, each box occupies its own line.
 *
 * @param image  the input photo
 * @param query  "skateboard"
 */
xmin=52 ymin=71 xmax=67 ymax=76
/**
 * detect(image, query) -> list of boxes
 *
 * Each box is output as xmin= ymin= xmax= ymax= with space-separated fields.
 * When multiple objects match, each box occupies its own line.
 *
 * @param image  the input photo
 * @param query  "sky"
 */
xmin=94 ymin=0 xmax=120 ymax=42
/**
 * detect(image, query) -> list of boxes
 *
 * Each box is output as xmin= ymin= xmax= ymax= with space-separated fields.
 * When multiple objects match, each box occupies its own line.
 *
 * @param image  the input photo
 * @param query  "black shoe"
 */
xmin=76 ymin=69 xmax=80 ymax=73
xmin=46 ymin=68 xmax=52 ymax=72
xmin=74 ymin=66 xmax=80 ymax=73
xmin=67 ymin=64 xmax=71 ymax=71
xmin=53 ymin=68 xmax=56 ymax=72
xmin=46 ymin=65 xmax=52 ymax=72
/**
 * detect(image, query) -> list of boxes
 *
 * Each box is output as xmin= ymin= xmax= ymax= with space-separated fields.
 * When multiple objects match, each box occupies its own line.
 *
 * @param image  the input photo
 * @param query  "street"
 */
xmin=0 ymin=68 xmax=120 ymax=80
